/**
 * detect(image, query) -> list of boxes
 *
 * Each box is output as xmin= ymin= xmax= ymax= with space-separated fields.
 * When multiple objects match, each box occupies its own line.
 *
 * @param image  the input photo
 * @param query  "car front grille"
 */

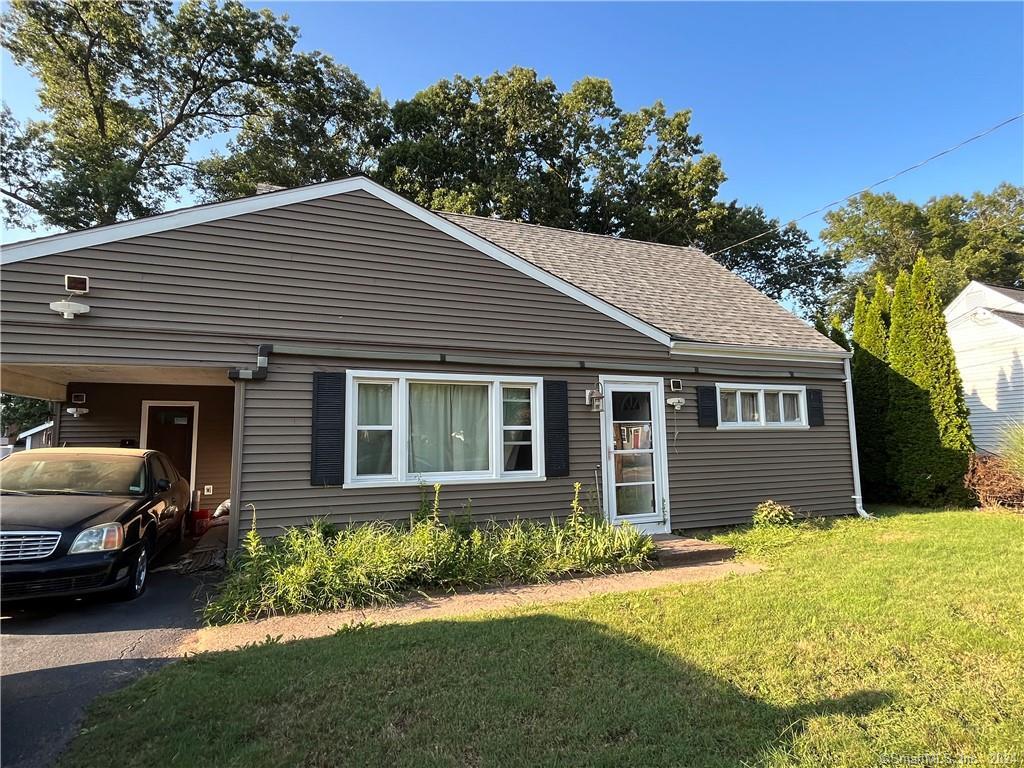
xmin=0 ymin=531 xmax=61 ymax=562
xmin=1 ymin=572 xmax=107 ymax=598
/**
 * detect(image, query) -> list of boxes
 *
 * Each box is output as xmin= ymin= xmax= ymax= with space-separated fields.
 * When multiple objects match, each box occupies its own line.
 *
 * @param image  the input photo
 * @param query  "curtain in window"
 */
xmin=356 ymin=383 xmax=393 ymax=476
xmin=408 ymin=383 xmax=489 ymax=473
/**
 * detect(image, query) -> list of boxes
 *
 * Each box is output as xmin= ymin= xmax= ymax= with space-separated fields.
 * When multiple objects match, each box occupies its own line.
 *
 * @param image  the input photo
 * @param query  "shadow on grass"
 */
xmin=64 ymin=614 xmax=892 ymax=768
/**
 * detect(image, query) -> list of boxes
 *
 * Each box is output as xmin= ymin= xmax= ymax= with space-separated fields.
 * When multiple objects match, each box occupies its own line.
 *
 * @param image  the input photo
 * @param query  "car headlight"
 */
xmin=69 ymin=523 xmax=124 ymax=554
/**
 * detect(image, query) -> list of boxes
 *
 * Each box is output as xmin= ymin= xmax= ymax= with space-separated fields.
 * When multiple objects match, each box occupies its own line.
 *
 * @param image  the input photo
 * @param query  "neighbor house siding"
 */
xmin=237 ymin=352 xmax=855 ymax=537
xmin=948 ymin=315 xmax=1024 ymax=454
xmin=0 ymin=189 xmax=665 ymax=372
xmin=56 ymin=384 xmax=234 ymax=509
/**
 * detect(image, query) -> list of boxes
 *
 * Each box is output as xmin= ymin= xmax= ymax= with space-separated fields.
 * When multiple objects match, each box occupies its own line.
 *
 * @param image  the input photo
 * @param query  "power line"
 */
xmin=704 ymin=111 xmax=1024 ymax=258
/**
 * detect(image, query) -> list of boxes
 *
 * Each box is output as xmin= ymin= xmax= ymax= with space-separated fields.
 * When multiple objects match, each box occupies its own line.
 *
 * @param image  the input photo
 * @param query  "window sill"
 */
xmin=716 ymin=424 xmax=810 ymax=432
xmin=343 ymin=475 xmax=549 ymax=489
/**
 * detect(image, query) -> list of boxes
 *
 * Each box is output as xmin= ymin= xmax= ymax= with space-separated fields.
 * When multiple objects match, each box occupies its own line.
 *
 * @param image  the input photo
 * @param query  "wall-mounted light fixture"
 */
xmin=585 ymin=386 xmax=605 ymax=412
xmin=65 ymin=407 xmax=89 ymax=418
xmin=49 ymin=299 xmax=90 ymax=319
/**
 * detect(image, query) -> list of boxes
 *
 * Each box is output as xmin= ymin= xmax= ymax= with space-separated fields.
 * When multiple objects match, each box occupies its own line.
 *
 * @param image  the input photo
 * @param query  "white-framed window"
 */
xmin=715 ymin=383 xmax=807 ymax=430
xmin=345 ymin=371 xmax=545 ymax=486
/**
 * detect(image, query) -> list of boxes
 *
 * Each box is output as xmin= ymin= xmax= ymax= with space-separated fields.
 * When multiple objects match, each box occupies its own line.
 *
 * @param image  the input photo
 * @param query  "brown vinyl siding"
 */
xmin=237 ymin=353 xmax=855 ymax=537
xmin=56 ymin=384 xmax=234 ymax=509
xmin=0 ymin=189 xmax=666 ymax=369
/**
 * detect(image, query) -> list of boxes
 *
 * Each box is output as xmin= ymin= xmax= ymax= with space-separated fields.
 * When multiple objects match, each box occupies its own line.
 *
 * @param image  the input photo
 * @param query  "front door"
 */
xmin=141 ymin=402 xmax=197 ymax=486
xmin=600 ymin=377 xmax=670 ymax=534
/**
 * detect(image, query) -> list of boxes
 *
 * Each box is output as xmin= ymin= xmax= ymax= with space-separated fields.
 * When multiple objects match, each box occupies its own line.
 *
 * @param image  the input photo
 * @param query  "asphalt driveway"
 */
xmin=1 ymin=570 xmax=207 ymax=768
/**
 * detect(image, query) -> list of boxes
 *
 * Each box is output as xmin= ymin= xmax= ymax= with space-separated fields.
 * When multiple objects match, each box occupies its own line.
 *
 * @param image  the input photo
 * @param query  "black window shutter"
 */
xmin=543 ymin=379 xmax=570 ymax=477
xmin=696 ymin=386 xmax=718 ymax=427
xmin=310 ymin=371 xmax=345 ymax=486
xmin=807 ymin=388 xmax=825 ymax=427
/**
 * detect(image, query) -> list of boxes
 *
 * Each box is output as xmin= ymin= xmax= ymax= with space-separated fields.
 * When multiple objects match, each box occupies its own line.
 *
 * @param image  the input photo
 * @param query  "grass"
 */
xmin=204 ymin=486 xmax=654 ymax=624
xmin=62 ymin=507 xmax=1023 ymax=768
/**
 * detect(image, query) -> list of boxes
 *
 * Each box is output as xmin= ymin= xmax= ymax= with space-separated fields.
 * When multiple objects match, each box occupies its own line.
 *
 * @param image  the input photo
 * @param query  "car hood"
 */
xmin=0 ymin=495 xmax=140 ymax=532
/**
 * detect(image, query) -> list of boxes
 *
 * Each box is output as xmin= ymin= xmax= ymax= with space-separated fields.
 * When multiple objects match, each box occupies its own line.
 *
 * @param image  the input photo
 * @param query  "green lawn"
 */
xmin=62 ymin=508 xmax=1023 ymax=768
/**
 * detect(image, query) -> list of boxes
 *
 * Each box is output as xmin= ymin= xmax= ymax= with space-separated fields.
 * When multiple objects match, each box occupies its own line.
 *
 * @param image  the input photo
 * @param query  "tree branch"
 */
xmin=0 ymin=186 xmax=43 ymax=211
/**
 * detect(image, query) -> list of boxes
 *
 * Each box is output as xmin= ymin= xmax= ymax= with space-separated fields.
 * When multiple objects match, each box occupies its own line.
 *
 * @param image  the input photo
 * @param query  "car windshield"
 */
xmin=0 ymin=454 xmax=147 ymax=496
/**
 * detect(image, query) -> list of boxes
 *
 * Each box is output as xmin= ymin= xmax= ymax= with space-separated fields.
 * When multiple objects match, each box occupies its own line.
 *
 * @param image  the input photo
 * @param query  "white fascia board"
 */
xmin=0 ymin=176 xmax=672 ymax=348
xmin=671 ymin=340 xmax=851 ymax=363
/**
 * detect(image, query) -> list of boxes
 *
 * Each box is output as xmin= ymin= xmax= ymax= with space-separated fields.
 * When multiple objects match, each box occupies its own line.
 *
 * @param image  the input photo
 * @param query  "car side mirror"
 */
xmin=155 ymin=478 xmax=171 ymax=492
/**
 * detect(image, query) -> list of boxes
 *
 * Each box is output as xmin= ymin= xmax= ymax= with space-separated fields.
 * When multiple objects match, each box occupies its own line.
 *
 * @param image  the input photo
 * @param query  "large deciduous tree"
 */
xmin=823 ymin=184 xmax=1024 ymax=318
xmin=373 ymin=68 xmax=838 ymax=315
xmin=195 ymin=55 xmax=390 ymax=200
xmin=0 ymin=0 xmax=372 ymax=230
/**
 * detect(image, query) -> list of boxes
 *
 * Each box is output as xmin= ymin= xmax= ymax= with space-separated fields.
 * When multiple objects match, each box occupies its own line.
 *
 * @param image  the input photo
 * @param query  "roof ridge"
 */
xmin=438 ymin=210 xmax=708 ymax=257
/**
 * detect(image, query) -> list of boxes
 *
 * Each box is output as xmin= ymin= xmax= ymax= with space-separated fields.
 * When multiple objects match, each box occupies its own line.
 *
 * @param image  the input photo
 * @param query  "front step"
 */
xmin=652 ymin=534 xmax=735 ymax=567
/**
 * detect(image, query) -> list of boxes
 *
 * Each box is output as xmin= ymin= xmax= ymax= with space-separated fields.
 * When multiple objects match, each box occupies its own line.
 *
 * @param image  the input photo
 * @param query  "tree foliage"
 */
xmin=373 ymin=68 xmax=840 ymax=314
xmin=0 ymin=394 xmax=51 ymax=439
xmin=0 ymin=0 xmax=348 ymax=229
xmin=884 ymin=259 xmax=973 ymax=505
xmin=823 ymin=184 xmax=1024 ymax=318
xmin=851 ymin=274 xmax=891 ymax=500
xmin=196 ymin=55 xmax=389 ymax=200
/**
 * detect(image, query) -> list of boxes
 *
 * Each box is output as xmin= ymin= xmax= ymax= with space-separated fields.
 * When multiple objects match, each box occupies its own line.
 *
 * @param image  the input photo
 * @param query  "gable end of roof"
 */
xmin=0 ymin=176 xmax=673 ymax=347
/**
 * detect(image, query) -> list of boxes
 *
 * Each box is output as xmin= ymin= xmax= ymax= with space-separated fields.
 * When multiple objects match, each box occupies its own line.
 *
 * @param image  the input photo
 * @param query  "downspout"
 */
xmin=843 ymin=357 xmax=872 ymax=519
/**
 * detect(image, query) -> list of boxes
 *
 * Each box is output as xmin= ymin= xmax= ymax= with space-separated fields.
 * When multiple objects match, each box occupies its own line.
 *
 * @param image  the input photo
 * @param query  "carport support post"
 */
xmin=227 ymin=380 xmax=245 ymax=552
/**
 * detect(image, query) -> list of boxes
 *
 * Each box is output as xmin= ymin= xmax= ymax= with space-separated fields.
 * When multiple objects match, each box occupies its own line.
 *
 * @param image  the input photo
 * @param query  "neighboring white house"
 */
xmin=16 ymin=420 xmax=54 ymax=451
xmin=945 ymin=281 xmax=1024 ymax=455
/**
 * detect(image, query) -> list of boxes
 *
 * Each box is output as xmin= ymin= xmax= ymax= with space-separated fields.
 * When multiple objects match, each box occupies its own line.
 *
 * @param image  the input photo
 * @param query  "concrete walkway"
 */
xmin=182 ymin=559 xmax=760 ymax=654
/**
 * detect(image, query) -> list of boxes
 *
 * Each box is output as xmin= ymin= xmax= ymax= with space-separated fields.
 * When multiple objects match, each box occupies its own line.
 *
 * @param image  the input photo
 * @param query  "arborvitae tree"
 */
xmin=871 ymin=271 xmax=891 ymax=327
xmin=908 ymin=257 xmax=973 ymax=503
xmin=886 ymin=260 xmax=974 ymax=504
xmin=886 ymin=270 xmax=934 ymax=503
xmin=813 ymin=315 xmax=829 ymax=337
xmin=827 ymin=314 xmax=850 ymax=351
xmin=852 ymin=283 xmax=892 ymax=499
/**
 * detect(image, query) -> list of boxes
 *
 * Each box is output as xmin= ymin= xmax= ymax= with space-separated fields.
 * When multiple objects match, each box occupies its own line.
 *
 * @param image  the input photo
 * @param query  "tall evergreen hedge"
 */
xmin=851 ymin=281 xmax=891 ymax=500
xmin=908 ymin=258 xmax=974 ymax=503
xmin=885 ymin=259 xmax=973 ymax=505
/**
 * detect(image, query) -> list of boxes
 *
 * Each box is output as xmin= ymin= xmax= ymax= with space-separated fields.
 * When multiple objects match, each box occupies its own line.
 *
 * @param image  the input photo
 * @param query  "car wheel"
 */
xmin=120 ymin=540 xmax=150 ymax=600
xmin=178 ymin=510 xmax=189 ymax=543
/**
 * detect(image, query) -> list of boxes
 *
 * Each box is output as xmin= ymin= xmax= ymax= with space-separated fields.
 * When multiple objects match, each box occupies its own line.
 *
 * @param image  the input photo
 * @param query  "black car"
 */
xmin=0 ymin=448 xmax=191 ymax=602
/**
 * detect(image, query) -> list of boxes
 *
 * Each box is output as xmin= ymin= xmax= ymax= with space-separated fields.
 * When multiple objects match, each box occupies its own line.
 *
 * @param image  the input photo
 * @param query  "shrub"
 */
xmin=752 ymin=500 xmax=796 ymax=527
xmin=204 ymin=483 xmax=654 ymax=624
xmin=964 ymin=453 xmax=1024 ymax=509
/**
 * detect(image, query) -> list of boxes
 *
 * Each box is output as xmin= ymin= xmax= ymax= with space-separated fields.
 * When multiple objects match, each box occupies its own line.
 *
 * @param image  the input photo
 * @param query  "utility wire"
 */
xmin=702 ymin=112 xmax=1024 ymax=258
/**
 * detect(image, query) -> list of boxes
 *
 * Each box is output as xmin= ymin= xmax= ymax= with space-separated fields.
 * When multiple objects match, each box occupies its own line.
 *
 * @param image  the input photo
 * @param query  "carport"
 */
xmin=1 ymin=363 xmax=239 ymax=530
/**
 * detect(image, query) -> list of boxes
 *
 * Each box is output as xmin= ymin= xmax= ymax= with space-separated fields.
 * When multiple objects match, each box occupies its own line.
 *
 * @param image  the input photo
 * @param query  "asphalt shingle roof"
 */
xmin=985 ymin=283 xmax=1024 ymax=304
xmin=993 ymin=310 xmax=1024 ymax=329
xmin=441 ymin=212 xmax=842 ymax=353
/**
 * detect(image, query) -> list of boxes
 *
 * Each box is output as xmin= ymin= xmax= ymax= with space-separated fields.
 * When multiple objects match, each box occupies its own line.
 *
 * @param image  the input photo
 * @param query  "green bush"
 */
xmin=752 ymin=499 xmax=796 ymax=527
xmin=205 ymin=483 xmax=654 ymax=624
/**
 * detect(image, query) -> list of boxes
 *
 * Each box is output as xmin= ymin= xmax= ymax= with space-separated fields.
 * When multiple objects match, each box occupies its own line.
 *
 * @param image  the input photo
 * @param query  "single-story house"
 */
xmin=944 ymin=281 xmax=1024 ymax=454
xmin=0 ymin=176 xmax=863 ymax=548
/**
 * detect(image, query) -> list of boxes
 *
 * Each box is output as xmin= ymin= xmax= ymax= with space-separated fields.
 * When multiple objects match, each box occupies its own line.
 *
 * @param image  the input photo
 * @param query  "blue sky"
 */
xmin=2 ymin=1 xmax=1022 ymax=245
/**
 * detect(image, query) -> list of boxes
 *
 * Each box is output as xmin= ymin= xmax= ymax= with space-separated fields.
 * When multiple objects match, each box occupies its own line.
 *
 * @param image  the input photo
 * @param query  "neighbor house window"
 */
xmin=346 ymin=372 xmax=544 ymax=485
xmin=716 ymin=384 xmax=807 ymax=429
